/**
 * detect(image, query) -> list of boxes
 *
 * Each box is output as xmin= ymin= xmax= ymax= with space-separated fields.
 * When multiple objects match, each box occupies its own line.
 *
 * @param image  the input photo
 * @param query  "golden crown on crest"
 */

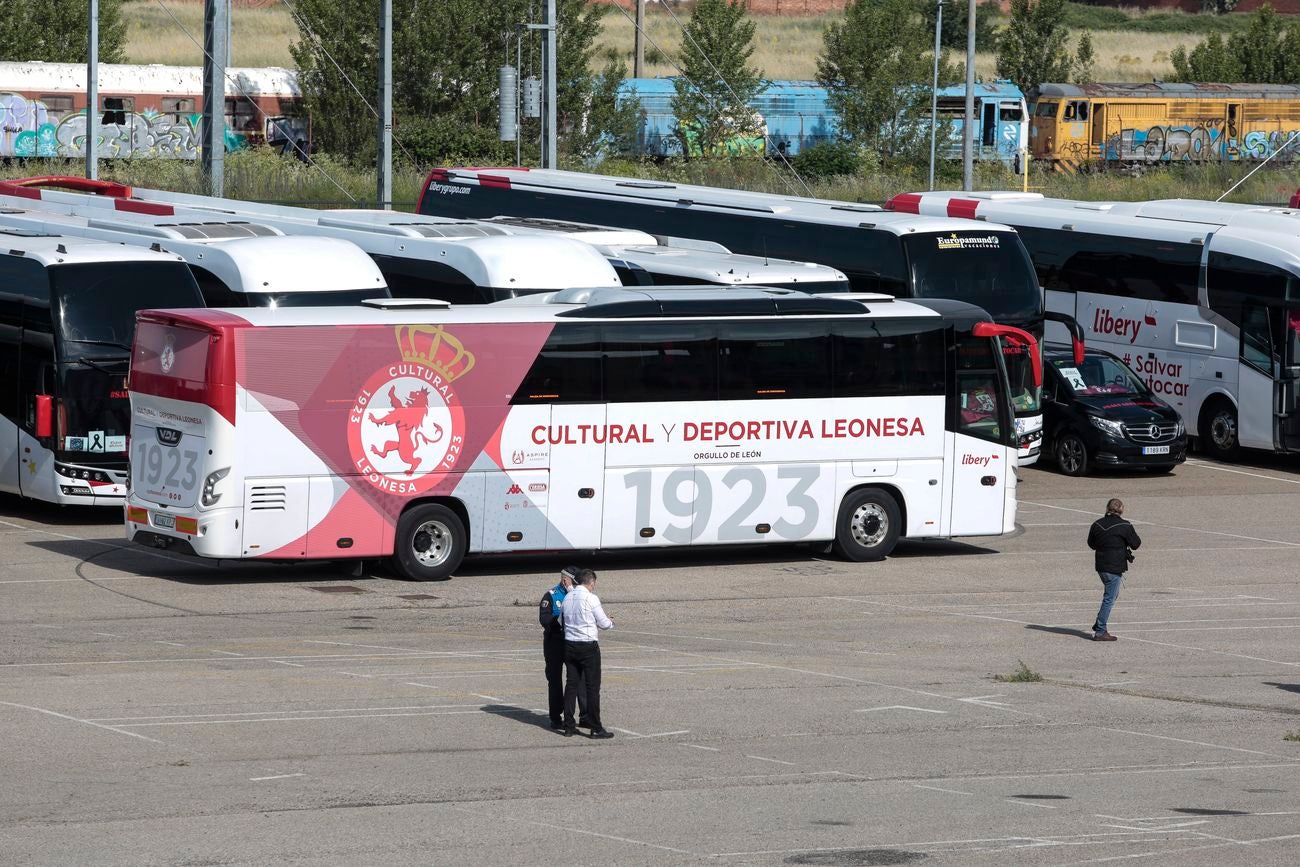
xmin=394 ymin=324 xmax=476 ymax=383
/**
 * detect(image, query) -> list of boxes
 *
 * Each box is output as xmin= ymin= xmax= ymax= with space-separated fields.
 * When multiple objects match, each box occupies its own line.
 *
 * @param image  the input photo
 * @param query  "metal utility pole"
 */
xmin=634 ymin=0 xmax=645 ymax=79
xmin=86 ymin=0 xmax=98 ymax=180
xmin=962 ymin=0 xmax=976 ymax=191
xmin=542 ymin=0 xmax=557 ymax=169
xmin=378 ymin=0 xmax=393 ymax=209
xmin=928 ymin=0 xmax=942 ymax=191
xmin=202 ymin=0 xmax=229 ymax=196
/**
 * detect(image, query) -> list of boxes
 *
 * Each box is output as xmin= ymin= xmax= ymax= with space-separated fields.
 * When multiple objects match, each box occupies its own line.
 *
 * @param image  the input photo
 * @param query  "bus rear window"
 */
xmin=132 ymin=322 xmax=211 ymax=383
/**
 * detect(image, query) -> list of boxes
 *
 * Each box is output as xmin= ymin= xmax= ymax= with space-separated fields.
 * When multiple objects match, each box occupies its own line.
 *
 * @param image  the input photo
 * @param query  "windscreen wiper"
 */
xmin=65 ymin=338 xmax=132 ymax=351
xmin=76 ymin=356 xmax=127 ymax=374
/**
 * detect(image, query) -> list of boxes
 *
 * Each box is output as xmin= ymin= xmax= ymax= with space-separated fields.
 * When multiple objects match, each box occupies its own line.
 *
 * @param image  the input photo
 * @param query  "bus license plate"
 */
xmin=1142 ymin=446 xmax=1170 ymax=456
xmin=153 ymin=513 xmax=176 ymax=530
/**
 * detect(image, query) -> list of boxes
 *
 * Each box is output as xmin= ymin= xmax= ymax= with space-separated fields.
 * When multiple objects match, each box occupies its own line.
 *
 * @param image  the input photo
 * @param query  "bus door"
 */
xmin=946 ymin=333 xmax=1010 ymax=535
xmin=1283 ymin=310 xmax=1300 ymax=451
xmin=1237 ymin=303 xmax=1300 ymax=451
xmin=18 ymin=295 xmax=57 ymax=503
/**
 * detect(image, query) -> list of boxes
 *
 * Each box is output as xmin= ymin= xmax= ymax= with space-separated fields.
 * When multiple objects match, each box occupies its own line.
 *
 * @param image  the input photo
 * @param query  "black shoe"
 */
xmin=562 ymin=726 xmax=577 ymax=737
xmin=590 ymin=729 xmax=614 ymax=739
xmin=550 ymin=724 xmax=566 ymax=734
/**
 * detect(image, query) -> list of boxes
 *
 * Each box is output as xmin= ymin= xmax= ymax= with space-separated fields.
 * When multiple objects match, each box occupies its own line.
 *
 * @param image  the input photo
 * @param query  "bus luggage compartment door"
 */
xmin=242 ymin=477 xmax=310 ymax=557
xmin=546 ymin=404 xmax=605 ymax=550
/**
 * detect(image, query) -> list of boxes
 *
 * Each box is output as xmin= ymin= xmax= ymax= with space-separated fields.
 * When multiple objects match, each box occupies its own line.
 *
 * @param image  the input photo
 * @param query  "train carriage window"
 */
xmin=38 ymin=95 xmax=73 ymax=114
xmin=1000 ymin=103 xmax=1023 ymax=122
xmin=719 ymin=321 xmax=831 ymax=400
xmin=100 ymin=96 xmax=133 ymax=125
xmin=603 ymin=323 xmax=717 ymax=403
xmin=161 ymin=97 xmax=195 ymax=126
xmin=1034 ymin=102 xmax=1060 ymax=117
xmin=1063 ymin=100 xmax=1088 ymax=122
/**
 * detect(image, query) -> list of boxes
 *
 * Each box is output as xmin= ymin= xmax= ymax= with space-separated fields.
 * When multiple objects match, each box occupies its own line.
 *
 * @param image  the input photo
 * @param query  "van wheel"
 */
xmin=834 ymin=488 xmax=901 ymax=562
xmin=1056 ymin=432 xmax=1089 ymax=476
xmin=1199 ymin=398 xmax=1239 ymax=461
xmin=392 ymin=503 xmax=465 ymax=581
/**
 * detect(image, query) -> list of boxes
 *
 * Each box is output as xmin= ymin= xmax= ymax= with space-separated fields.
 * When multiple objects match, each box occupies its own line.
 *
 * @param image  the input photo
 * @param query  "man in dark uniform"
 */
xmin=539 ymin=566 xmax=587 ymax=733
xmin=1087 ymin=498 xmax=1142 ymax=642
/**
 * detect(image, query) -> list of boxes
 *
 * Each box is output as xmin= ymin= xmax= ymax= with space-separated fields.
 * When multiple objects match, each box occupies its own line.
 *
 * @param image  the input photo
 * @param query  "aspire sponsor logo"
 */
xmin=1093 ymin=308 xmax=1156 ymax=344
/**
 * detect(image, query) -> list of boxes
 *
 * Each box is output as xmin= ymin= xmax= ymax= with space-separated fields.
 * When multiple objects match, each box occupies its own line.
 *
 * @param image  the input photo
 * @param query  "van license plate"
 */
xmin=1142 ymin=446 xmax=1170 ymax=456
xmin=153 ymin=513 xmax=175 ymax=530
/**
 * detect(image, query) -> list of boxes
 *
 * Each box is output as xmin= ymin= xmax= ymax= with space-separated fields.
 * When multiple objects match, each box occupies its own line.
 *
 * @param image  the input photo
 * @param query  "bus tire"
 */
xmin=392 ymin=503 xmax=465 ymax=581
xmin=1055 ymin=432 xmax=1089 ymax=477
xmin=834 ymin=488 xmax=902 ymax=562
xmin=1199 ymin=398 xmax=1239 ymax=461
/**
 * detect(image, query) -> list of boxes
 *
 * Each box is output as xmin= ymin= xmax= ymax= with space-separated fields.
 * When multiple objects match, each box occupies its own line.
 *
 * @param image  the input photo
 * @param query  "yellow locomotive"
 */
xmin=1029 ymin=82 xmax=1300 ymax=171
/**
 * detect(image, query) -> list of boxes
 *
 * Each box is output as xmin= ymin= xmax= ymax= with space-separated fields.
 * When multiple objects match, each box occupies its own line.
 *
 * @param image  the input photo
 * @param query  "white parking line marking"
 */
xmin=1184 ymin=459 xmax=1300 ymax=485
xmin=683 ymin=743 xmax=719 ymax=751
xmin=249 ymin=773 xmax=306 ymax=782
xmin=114 ymin=709 xmax=487 ymax=726
xmin=1010 ymin=798 xmax=1058 ymax=809
xmin=0 ymin=700 xmax=163 ymax=744
xmin=912 ymin=784 xmax=974 ymax=796
xmin=608 ymin=726 xmax=645 ymax=737
xmin=271 ymin=660 xmax=305 ymax=668
xmin=210 ymin=650 xmax=244 ymax=656
xmin=1022 ymin=500 xmax=1300 ymax=548
xmin=856 ymin=705 xmax=949 ymax=714
xmin=745 ymin=755 xmax=796 ymax=766
xmin=88 ymin=704 xmax=481 ymax=722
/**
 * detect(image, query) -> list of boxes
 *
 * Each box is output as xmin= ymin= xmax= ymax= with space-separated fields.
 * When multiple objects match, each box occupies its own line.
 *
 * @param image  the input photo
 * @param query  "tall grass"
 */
xmin=123 ymin=0 xmax=297 ymax=67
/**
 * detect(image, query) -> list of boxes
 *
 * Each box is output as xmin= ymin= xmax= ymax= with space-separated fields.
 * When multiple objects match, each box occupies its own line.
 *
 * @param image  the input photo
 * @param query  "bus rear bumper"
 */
xmin=125 ymin=498 xmax=241 ymax=559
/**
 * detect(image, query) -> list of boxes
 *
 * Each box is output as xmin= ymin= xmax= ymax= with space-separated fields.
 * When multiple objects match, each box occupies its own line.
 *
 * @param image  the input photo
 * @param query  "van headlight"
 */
xmin=1175 ymin=418 xmax=1185 ymax=437
xmin=201 ymin=467 xmax=231 ymax=506
xmin=1088 ymin=415 xmax=1126 ymax=439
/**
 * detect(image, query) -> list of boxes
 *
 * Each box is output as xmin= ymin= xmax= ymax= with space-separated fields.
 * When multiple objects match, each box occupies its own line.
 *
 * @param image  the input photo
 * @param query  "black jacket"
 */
xmin=1087 ymin=514 xmax=1142 ymax=574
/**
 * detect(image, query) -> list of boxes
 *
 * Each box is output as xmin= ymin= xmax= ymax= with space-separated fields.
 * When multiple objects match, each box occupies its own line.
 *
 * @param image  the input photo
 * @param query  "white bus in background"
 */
xmin=124 ymin=287 xmax=1038 ymax=580
xmin=1 ymin=232 xmax=204 ymax=505
xmin=471 ymin=215 xmax=850 ymax=291
xmin=888 ymin=191 xmax=1300 ymax=459
xmin=0 ymin=201 xmax=389 ymax=307
xmin=416 ymin=167 xmax=1073 ymax=465
xmin=0 ymin=177 xmax=623 ymax=302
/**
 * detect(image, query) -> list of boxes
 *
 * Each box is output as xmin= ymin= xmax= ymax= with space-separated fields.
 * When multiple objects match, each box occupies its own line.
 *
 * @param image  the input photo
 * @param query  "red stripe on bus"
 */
xmin=885 ymin=193 xmax=921 ymax=213
xmin=478 ymin=174 xmax=514 ymax=189
xmin=115 ymin=199 xmax=174 ymax=216
xmin=946 ymin=199 xmax=979 ymax=220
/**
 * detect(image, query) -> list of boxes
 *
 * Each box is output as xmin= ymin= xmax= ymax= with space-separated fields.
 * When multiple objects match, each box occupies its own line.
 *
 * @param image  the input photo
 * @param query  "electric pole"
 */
xmin=87 ymin=0 xmax=98 ymax=180
xmin=542 ymin=0 xmax=557 ymax=169
xmin=378 ymin=0 xmax=393 ymax=209
xmin=929 ymin=0 xmax=942 ymax=191
xmin=962 ymin=0 xmax=975 ymax=192
xmin=202 ymin=0 xmax=229 ymax=196
xmin=634 ymin=0 xmax=645 ymax=79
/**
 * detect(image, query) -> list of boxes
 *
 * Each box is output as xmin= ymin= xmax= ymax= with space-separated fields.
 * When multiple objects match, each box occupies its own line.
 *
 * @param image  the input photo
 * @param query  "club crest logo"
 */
xmin=160 ymin=333 xmax=176 ymax=373
xmin=348 ymin=325 xmax=474 ymax=495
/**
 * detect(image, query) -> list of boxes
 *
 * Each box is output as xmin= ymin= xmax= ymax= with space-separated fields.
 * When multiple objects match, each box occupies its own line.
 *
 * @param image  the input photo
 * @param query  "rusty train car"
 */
xmin=0 ymin=61 xmax=307 ymax=160
xmin=1029 ymin=82 xmax=1300 ymax=171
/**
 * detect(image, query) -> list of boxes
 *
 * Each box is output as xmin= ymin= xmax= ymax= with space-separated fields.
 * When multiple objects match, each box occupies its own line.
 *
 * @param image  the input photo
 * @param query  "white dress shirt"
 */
xmin=561 ymin=585 xmax=613 ymax=642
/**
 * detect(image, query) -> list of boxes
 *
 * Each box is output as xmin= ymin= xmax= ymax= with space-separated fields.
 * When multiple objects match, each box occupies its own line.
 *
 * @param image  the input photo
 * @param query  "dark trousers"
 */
xmin=564 ymin=640 xmax=602 ymax=731
xmin=544 ymin=632 xmax=586 ymax=725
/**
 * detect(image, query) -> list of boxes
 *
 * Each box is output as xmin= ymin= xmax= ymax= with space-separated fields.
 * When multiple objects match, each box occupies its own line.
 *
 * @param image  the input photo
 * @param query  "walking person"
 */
xmin=562 ymin=569 xmax=615 ymax=739
xmin=1087 ymin=498 xmax=1141 ymax=642
xmin=539 ymin=566 xmax=588 ymax=733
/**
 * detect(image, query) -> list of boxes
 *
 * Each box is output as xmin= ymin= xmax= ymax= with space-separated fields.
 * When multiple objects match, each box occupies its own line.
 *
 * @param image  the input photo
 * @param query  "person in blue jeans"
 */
xmin=1087 ymin=498 xmax=1142 ymax=641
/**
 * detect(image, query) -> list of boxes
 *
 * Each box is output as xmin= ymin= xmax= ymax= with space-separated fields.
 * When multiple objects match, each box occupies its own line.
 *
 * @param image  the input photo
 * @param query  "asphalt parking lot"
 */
xmin=2 ymin=456 xmax=1299 ymax=866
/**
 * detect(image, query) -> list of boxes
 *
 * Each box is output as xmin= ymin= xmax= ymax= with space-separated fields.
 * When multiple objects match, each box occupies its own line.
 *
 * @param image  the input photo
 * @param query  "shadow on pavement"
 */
xmin=1025 ymin=624 xmax=1095 ymax=641
xmin=1263 ymin=682 xmax=1300 ymax=695
xmin=480 ymin=703 xmax=554 ymax=732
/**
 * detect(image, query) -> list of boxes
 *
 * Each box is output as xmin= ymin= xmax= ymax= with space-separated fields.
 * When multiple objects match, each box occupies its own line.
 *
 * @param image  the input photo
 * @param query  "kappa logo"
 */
xmin=507 ymin=484 xmax=523 ymax=495
xmin=348 ymin=325 xmax=474 ymax=496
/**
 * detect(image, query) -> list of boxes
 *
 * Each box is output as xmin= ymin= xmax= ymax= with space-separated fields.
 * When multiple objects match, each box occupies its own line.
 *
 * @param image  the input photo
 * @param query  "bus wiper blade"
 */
xmin=76 ymin=356 xmax=126 ymax=373
xmin=66 ymin=338 xmax=132 ymax=351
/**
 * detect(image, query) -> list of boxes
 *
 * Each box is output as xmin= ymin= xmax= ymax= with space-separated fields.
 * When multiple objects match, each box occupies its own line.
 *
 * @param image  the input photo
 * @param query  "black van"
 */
xmin=1042 ymin=344 xmax=1187 ymax=476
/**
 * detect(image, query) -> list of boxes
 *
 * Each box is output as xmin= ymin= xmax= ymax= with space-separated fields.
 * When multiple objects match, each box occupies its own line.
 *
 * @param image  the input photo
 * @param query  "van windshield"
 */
xmin=1052 ymin=354 xmax=1146 ymax=396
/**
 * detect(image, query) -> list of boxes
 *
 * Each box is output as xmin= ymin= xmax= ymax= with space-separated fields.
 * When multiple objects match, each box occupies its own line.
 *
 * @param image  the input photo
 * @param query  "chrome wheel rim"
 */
xmin=850 ymin=502 xmax=888 ymax=549
xmin=1210 ymin=412 xmax=1237 ymax=452
xmin=1059 ymin=438 xmax=1085 ymax=474
xmin=411 ymin=520 xmax=453 ymax=569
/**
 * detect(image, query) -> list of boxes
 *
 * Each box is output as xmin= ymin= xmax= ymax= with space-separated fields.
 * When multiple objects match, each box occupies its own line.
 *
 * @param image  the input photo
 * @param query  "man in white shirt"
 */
xmin=561 ymin=568 xmax=614 ymax=739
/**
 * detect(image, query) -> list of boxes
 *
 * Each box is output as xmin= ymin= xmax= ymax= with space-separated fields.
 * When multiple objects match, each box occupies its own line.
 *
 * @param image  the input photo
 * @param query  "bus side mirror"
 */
xmin=34 ymin=394 xmax=53 ymax=439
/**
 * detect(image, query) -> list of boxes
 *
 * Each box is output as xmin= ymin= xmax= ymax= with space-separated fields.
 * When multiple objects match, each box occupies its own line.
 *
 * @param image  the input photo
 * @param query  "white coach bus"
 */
xmin=124 ymin=287 xmax=1038 ymax=580
xmin=888 ymin=191 xmax=1300 ymax=459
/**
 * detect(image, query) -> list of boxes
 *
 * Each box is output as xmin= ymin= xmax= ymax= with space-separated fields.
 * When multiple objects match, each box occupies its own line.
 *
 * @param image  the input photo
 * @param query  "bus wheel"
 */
xmin=1199 ymin=398 xmax=1239 ymax=461
xmin=834 ymin=488 xmax=901 ymax=562
xmin=392 ymin=503 xmax=465 ymax=581
xmin=1055 ymin=433 xmax=1089 ymax=476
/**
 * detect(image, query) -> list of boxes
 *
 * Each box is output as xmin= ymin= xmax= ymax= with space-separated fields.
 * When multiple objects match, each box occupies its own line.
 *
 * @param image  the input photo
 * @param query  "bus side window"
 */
xmin=832 ymin=320 xmax=946 ymax=398
xmin=512 ymin=324 xmax=603 ymax=404
xmin=719 ymin=321 xmax=830 ymax=400
xmin=602 ymin=323 xmax=717 ymax=403
xmin=189 ymin=266 xmax=244 ymax=307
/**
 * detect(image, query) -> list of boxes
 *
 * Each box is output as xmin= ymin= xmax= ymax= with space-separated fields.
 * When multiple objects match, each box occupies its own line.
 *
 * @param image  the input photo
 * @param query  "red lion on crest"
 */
xmin=368 ymin=386 xmax=444 ymax=475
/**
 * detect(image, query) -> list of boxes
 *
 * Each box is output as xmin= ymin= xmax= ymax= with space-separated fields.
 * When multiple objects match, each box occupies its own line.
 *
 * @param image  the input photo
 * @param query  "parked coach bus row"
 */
xmin=124 ymin=288 xmax=1039 ymax=580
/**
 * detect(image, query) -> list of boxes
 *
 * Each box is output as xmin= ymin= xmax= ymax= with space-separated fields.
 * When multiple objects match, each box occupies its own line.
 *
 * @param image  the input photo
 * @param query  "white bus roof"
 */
xmin=0 ymin=206 xmax=386 ymax=295
xmin=158 ymin=287 xmax=971 ymax=330
xmin=477 ymin=215 xmax=850 ymax=286
xmin=15 ymin=186 xmax=624 ymax=291
xmin=429 ymin=167 xmax=1020 ymax=237
xmin=0 ymin=228 xmax=189 ymax=268
xmin=0 ymin=61 xmax=298 ymax=98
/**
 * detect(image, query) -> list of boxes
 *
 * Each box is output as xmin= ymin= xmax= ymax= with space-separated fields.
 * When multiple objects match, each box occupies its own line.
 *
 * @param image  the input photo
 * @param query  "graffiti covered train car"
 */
xmin=0 ymin=61 xmax=306 ymax=160
xmin=1030 ymin=82 xmax=1300 ymax=171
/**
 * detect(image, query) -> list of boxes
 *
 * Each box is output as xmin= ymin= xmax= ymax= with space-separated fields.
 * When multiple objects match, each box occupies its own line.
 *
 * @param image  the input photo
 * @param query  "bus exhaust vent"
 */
xmin=249 ymin=485 xmax=287 ymax=511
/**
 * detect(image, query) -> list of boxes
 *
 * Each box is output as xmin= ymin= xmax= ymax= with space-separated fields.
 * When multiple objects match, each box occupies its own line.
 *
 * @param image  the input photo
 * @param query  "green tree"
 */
xmin=289 ymin=0 xmax=605 ymax=165
xmin=0 ymin=0 xmax=126 ymax=64
xmin=670 ymin=0 xmax=766 ymax=159
xmin=1169 ymin=6 xmax=1300 ymax=83
xmin=995 ymin=0 xmax=1076 ymax=95
xmin=1074 ymin=33 xmax=1096 ymax=84
xmin=819 ymin=0 xmax=957 ymax=163
xmin=1169 ymin=34 xmax=1242 ymax=81
xmin=918 ymin=0 xmax=999 ymax=53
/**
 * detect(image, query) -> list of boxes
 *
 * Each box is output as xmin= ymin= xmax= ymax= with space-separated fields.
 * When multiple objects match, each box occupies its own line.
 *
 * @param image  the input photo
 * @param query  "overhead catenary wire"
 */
xmin=652 ymin=0 xmax=814 ymax=197
xmin=151 ymin=0 xmax=359 ymax=204
xmin=1215 ymin=129 xmax=1300 ymax=202
xmin=606 ymin=3 xmax=797 ymax=196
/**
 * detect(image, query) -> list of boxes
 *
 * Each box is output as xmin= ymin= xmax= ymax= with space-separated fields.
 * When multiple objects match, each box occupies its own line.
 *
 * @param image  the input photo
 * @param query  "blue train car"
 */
xmin=616 ymin=78 xmax=839 ymax=157
xmin=616 ymin=78 xmax=1027 ymax=167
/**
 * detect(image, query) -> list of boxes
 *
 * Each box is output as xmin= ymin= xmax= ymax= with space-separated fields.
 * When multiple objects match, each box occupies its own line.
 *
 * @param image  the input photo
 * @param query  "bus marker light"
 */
xmin=755 ymin=524 xmax=771 ymax=535
xmin=640 ymin=528 xmax=656 ymax=538
xmin=175 ymin=516 xmax=198 ymax=535
xmin=127 ymin=506 xmax=148 ymax=524
xmin=507 ymin=532 xmax=523 ymax=542
xmin=337 ymin=538 xmax=354 ymax=549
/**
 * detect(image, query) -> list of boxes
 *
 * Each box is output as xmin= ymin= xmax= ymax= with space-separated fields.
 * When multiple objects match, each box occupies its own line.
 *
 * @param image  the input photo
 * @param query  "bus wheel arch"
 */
xmin=391 ymin=498 xmax=469 ymax=581
xmin=1198 ymin=395 xmax=1239 ymax=460
xmin=833 ymin=485 xmax=904 ymax=563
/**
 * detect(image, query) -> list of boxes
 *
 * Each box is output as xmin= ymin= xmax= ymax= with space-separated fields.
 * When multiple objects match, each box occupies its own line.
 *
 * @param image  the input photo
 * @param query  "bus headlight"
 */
xmin=1088 ymin=415 xmax=1126 ymax=439
xmin=201 ymin=467 xmax=231 ymax=507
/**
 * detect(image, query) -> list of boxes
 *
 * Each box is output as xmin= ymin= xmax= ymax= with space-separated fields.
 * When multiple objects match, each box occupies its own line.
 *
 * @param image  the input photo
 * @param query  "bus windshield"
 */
xmin=52 ymin=262 xmax=204 ymax=356
xmin=245 ymin=289 xmax=389 ymax=308
xmin=903 ymin=231 xmax=1042 ymax=323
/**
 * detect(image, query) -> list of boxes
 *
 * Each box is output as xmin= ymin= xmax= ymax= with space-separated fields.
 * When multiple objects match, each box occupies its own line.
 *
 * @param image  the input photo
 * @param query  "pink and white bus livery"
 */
xmin=124 ymin=288 xmax=1038 ymax=580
